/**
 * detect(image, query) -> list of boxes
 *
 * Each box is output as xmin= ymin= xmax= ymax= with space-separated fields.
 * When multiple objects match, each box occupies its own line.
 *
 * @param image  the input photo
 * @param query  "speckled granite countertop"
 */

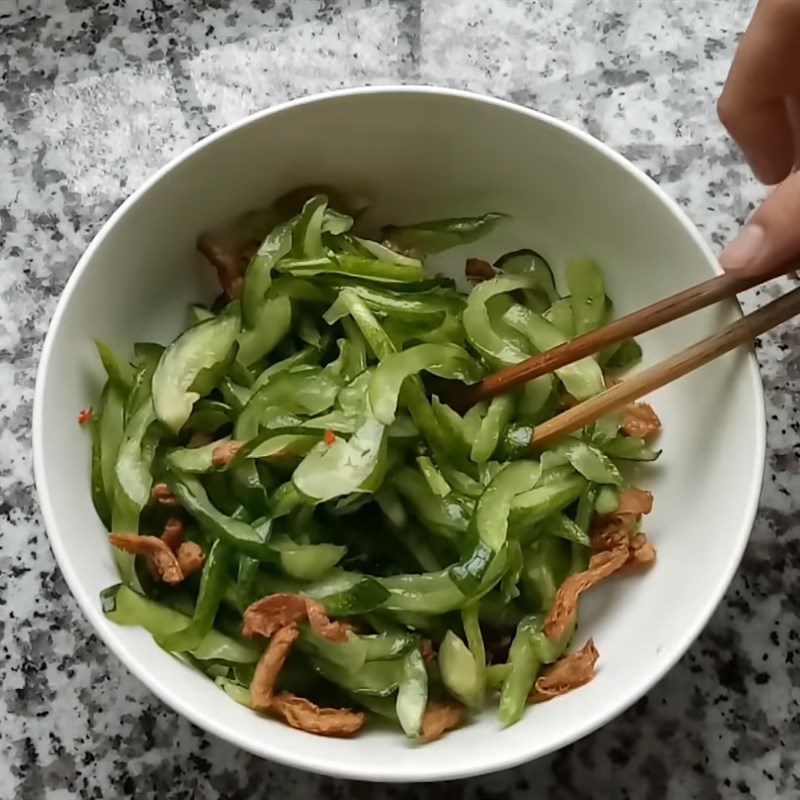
xmin=1 ymin=1 xmax=798 ymax=798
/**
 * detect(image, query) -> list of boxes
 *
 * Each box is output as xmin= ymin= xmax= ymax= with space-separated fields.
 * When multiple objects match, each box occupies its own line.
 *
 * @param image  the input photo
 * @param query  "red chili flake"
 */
xmin=324 ymin=429 xmax=336 ymax=446
xmin=77 ymin=408 xmax=94 ymax=426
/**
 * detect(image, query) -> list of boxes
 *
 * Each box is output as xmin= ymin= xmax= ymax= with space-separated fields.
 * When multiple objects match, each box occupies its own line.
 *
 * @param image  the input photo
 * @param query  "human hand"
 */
xmin=717 ymin=0 xmax=800 ymax=277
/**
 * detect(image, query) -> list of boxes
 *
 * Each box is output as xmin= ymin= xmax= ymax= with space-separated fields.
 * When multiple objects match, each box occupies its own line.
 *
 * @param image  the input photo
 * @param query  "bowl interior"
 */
xmin=34 ymin=88 xmax=763 ymax=782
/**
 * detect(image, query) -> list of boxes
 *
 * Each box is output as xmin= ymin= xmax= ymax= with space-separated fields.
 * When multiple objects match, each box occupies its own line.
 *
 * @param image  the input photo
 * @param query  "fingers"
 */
xmin=717 ymin=0 xmax=800 ymax=183
xmin=787 ymin=95 xmax=800 ymax=167
xmin=717 ymin=96 xmax=794 ymax=185
xmin=718 ymin=1 xmax=800 ymax=278
xmin=720 ymin=170 xmax=800 ymax=277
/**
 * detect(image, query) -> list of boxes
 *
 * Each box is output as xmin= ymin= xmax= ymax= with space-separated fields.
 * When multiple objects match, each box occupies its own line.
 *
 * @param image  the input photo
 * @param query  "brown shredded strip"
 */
xmin=197 ymin=233 xmax=256 ymax=300
xmin=592 ymin=519 xmax=657 ymax=572
xmin=211 ymin=440 xmax=244 ymax=467
xmin=160 ymin=518 xmax=184 ymax=551
xmin=420 ymin=638 xmax=436 ymax=663
xmin=465 ymin=258 xmax=496 ymax=282
xmin=176 ymin=541 xmax=206 ymax=577
xmin=152 ymin=483 xmax=180 ymax=507
xmin=243 ymin=594 xmax=307 ymax=638
xmin=543 ymin=548 xmax=628 ymax=642
xmin=246 ymin=613 xmax=363 ymax=735
xmin=187 ymin=431 xmax=214 ymax=449
xmin=590 ymin=514 xmax=632 ymax=553
xmin=242 ymin=593 xmax=348 ymax=642
xmin=622 ymin=402 xmax=661 ymax=439
xmin=591 ymin=488 xmax=651 ymax=547
xmin=616 ymin=487 xmax=653 ymax=516
xmin=251 ymin=625 xmax=299 ymax=711
xmin=619 ymin=532 xmax=657 ymax=575
xmin=305 ymin=598 xmax=349 ymax=643
xmin=420 ymin=702 xmax=463 ymax=742
xmin=591 ymin=488 xmax=657 ymax=572
xmin=269 ymin=692 xmax=366 ymax=737
xmin=529 ymin=639 xmax=599 ymax=704
xmin=109 ymin=534 xmax=183 ymax=584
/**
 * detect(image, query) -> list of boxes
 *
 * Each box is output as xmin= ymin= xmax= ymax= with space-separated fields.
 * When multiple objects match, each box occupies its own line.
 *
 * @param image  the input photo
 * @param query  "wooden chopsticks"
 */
xmin=442 ymin=264 xmax=798 ymax=444
xmin=455 ymin=265 xmax=789 ymax=412
xmin=531 ymin=281 xmax=800 ymax=445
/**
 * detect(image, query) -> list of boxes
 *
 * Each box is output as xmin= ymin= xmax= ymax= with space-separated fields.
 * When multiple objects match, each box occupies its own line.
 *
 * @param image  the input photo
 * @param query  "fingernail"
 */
xmin=719 ymin=224 xmax=766 ymax=272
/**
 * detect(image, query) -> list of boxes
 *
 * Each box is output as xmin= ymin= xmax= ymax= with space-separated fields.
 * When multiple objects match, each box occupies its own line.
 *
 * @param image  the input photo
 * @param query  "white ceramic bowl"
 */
xmin=33 ymin=87 xmax=765 ymax=782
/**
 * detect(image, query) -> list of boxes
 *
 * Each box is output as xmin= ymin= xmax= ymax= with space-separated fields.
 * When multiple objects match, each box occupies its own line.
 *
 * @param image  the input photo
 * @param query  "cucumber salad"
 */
xmin=86 ymin=194 xmax=661 ymax=740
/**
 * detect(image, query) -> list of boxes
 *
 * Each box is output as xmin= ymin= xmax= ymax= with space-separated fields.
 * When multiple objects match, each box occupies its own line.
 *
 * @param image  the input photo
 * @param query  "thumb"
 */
xmin=719 ymin=170 xmax=800 ymax=277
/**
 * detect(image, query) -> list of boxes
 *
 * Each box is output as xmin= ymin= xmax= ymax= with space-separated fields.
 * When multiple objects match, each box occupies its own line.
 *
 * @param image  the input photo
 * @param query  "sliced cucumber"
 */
xmin=594 ymin=485 xmax=620 ymax=514
xmin=602 ymin=436 xmax=662 ymax=461
xmin=166 ymin=437 xmax=229 ymax=474
xmin=152 ymin=308 xmax=241 ymax=433
xmin=542 ymin=296 xmax=575 ymax=339
xmin=566 ymin=259 xmax=605 ymax=335
xmin=549 ymin=438 xmax=623 ymax=485
xmin=439 ymin=631 xmax=483 ymax=708
xmin=502 ymin=303 xmax=605 ymax=400
xmin=602 ymin=338 xmax=643 ymax=372
xmin=496 ymin=249 xmax=558 ymax=312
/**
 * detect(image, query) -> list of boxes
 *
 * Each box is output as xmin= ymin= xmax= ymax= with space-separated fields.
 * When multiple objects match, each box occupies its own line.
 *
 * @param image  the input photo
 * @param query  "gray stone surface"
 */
xmin=1 ymin=1 xmax=798 ymax=798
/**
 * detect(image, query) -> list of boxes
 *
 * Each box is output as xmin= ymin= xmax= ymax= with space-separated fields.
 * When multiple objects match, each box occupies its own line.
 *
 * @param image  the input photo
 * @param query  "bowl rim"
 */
xmin=32 ymin=84 xmax=766 ymax=782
